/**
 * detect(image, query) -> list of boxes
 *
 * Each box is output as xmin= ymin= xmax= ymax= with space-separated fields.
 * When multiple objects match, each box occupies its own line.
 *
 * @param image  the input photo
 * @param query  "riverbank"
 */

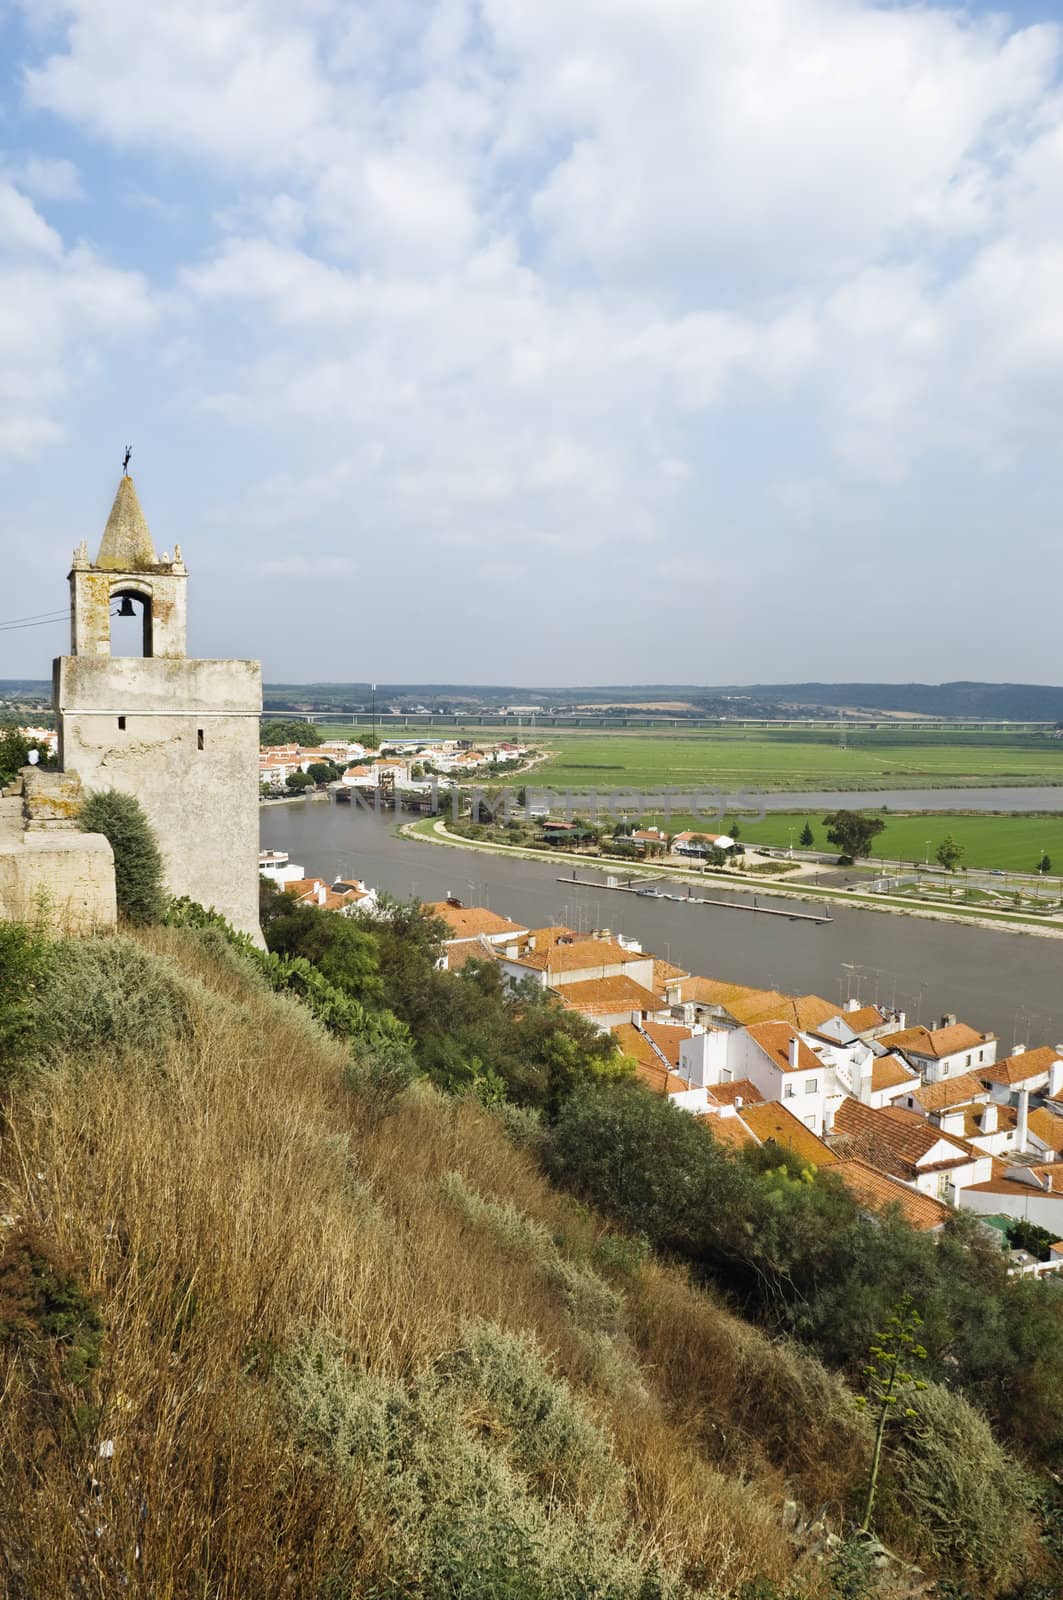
xmin=398 ymin=815 xmax=1063 ymax=941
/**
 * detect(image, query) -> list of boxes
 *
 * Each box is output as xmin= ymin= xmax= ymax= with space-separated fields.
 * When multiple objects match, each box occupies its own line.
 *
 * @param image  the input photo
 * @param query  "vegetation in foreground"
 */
xmin=3 ymin=873 xmax=1063 ymax=1595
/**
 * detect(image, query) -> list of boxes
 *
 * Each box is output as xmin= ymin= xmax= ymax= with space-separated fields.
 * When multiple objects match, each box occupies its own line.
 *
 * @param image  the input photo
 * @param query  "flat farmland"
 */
xmin=530 ymin=728 xmax=1063 ymax=793
xmin=635 ymin=808 xmax=1063 ymax=874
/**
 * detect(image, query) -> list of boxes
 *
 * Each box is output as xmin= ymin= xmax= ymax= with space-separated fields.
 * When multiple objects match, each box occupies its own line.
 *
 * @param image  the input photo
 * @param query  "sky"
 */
xmin=3 ymin=0 xmax=1063 ymax=686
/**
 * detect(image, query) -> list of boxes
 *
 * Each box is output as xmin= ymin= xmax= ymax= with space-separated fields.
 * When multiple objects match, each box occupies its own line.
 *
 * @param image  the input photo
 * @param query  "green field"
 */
xmin=632 ymin=808 xmax=1063 ymax=875
xmin=531 ymin=728 xmax=1063 ymax=792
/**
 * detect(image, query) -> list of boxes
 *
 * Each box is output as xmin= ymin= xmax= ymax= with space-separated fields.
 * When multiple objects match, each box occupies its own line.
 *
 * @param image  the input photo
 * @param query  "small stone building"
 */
xmin=50 ymin=473 xmax=263 ymax=939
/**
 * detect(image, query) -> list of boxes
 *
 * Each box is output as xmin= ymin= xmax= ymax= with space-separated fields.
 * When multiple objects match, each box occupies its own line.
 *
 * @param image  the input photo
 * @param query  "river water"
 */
xmin=261 ymin=799 xmax=1063 ymax=1049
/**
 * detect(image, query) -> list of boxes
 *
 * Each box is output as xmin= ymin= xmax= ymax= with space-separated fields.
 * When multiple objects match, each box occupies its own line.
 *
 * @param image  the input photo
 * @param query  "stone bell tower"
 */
xmin=53 ymin=472 xmax=263 ymax=940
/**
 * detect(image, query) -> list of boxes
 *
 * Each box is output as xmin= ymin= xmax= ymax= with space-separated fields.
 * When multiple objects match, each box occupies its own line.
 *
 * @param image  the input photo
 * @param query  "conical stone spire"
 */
xmin=96 ymin=475 xmax=157 ymax=571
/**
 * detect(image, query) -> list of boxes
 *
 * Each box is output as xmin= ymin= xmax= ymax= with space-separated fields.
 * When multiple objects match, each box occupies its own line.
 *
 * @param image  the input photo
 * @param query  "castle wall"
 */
xmin=0 ymin=773 xmax=117 ymax=936
xmin=54 ymin=656 xmax=263 ymax=940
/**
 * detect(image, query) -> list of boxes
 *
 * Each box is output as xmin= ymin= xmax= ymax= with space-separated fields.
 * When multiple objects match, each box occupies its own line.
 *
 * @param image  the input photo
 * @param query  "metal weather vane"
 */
xmin=122 ymin=444 xmax=132 ymax=475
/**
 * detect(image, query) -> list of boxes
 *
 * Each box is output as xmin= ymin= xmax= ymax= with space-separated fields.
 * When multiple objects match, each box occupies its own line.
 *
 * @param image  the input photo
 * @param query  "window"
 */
xmin=783 ymin=1083 xmax=795 ymax=1099
xmin=804 ymin=1115 xmax=817 ymax=1131
xmin=805 ymin=1078 xmax=818 ymax=1094
xmin=965 ymin=1054 xmax=971 ymax=1066
xmin=941 ymin=1063 xmax=950 ymax=1076
xmin=197 ymin=728 xmax=205 ymax=750
xmin=117 ymin=716 xmax=126 ymax=731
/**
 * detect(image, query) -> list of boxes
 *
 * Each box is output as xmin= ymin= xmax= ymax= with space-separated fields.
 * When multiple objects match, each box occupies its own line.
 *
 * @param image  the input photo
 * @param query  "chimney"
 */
xmin=858 ymin=1058 xmax=874 ymax=1106
xmin=1011 ymin=1043 xmax=1026 ymax=1058
xmin=734 ymin=1095 xmax=744 ymax=1109
xmin=981 ymin=1102 xmax=998 ymax=1135
xmin=1050 ymin=1056 xmax=1063 ymax=1099
xmin=1016 ymin=1088 xmax=1030 ymax=1153
xmin=788 ymin=1034 xmax=801 ymax=1070
xmin=845 ymin=997 xmax=860 ymax=1013
xmin=940 ymin=1013 xmax=957 ymax=1029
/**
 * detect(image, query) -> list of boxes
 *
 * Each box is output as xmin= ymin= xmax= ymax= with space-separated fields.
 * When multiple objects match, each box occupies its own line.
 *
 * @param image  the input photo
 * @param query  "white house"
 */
xmin=258 ymin=849 xmax=305 ymax=887
xmin=879 ymin=1018 xmax=997 ymax=1082
xmin=960 ymin=1164 xmax=1063 ymax=1230
xmin=979 ymin=1045 xmax=1063 ymax=1104
xmin=830 ymin=1097 xmax=993 ymax=1202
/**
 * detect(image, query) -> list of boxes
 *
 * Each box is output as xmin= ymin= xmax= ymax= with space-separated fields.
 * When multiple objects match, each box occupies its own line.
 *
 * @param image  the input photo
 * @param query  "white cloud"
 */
xmin=10 ymin=154 xmax=84 ymax=200
xmin=258 ymin=555 xmax=357 ymax=578
xmin=9 ymin=0 xmax=1063 ymax=678
xmin=0 ymin=179 xmax=154 ymax=458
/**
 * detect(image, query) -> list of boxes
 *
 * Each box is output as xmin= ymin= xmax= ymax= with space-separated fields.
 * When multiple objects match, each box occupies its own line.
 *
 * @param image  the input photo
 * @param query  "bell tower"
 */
xmin=54 ymin=471 xmax=263 ymax=941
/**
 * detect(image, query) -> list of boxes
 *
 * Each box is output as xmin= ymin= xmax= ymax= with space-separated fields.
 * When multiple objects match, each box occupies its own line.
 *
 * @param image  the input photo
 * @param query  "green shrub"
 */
xmin=437 ymin=1318 xmax=626 ymax=1520
xmin=889 ymin=1382 xmax=1038 ymax=1591
xmin=33 ymin=936 xmax=191 ymax=1063
xmin=80 ymin=788 xmax=166 ymax=923
xmin=343 ymin=1038 xmax=421 ymax=1121
xmin=0 ymin=921 xmax=50 ymax=1084
xmin=277 ymin=1327 xmax=690 ymax=1600
xmin=0 ymin=1222 xmax=104 ymax=1389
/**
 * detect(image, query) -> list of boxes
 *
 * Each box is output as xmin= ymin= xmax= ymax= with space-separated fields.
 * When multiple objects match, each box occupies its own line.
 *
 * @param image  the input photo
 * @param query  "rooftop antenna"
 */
xmin=122 ymin=444 xmax=133 ymax=475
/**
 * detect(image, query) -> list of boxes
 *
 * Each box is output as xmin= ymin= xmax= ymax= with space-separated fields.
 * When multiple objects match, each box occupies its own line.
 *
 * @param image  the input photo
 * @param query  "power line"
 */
xmin=0 ymin=613 xmax=68 ymax=633
xmin=0 ymin=607 xmax=68 ymax=628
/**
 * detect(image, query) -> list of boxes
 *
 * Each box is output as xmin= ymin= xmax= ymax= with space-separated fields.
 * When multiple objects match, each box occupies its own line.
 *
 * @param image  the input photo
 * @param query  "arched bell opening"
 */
xmin=110 ymin=583 xmax=154 ymax=657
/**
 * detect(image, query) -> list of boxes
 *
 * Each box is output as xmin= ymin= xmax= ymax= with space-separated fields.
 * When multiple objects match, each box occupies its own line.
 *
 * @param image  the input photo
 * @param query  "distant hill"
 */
xmin=8 ymin=679 xmax=1063 ymax=721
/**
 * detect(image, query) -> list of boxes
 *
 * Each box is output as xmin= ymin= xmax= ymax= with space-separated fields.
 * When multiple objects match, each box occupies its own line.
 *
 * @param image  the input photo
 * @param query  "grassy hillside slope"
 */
xmin=0 ymin=926 xmax=1046 ymax=1597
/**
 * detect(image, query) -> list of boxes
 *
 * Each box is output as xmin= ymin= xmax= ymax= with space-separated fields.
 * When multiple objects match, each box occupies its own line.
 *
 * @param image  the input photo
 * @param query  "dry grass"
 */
xmin=0 ymin=925 xmax=873 ymax=1596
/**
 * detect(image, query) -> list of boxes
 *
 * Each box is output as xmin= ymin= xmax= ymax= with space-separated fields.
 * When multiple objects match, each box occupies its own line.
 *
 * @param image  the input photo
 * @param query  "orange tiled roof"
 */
xmin=910 ymin=1072 xmax=989 ymax=1112
xmin=980 ymin=1046 xmax=1062 ymax=1087
xmin=880 ymin=1023 xmax=990 ymax=1060
xmin=446 ymin=938 xmax=501 ymax=972
xmin=829 ymin=1159 xmax=951 ymax=1231
xmin=738 ymin=1102 xmax=838 ymax=1166
xmin=727 ymin=991 xmax=838 ymax=1030
xmin=632 ymin=1058 xmax=692 ymax=1097
xmin=424 ymin=903 xmax=528 ymax=942
xmin=511 ymin=938 xmax=636 ymax=974
xmin=652 ymin=957 xmax=690 ymax=994
xmin=871 ymin=1055 xmax=919 ymax=1093
xmin=1028 ymin=1108 xmax=1063 ymax=1154
xmin=701 ymin=1112 xmax=758 ymax=1150
xmin=612 ymin=1021 xmax=693 ymax=1073
xmin=963 ymin=1165 xmax=1063 ymax=1199
xmin=707 ymin=1078 xmax=764 ymax=1106
xmin=842 ymin=1005 xmax=888 ymax=1034
xmin=558 ymin=976 xmax=663 ymax=1015
xmin=946 ymin=1102 xmax=1018 ymax=1140
xmin=832 ymin=1098 xmax=971 ymax=1174
xmin=681 ymin=976 xmax=765 ymax=1008
xmin=743 ymin=1021 xmax=821 ymax=1075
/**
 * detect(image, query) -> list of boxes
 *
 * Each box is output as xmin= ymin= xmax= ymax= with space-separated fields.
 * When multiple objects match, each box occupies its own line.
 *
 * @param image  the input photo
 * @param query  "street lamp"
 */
xmin=925 ymin=839 xmax=932 ymax=866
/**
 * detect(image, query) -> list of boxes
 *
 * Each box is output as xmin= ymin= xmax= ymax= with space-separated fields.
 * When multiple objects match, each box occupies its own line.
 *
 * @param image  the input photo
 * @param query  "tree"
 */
xmin=822 ymin=810 xmax=886 ymax=862
xmin=260 ymin=719 xmax=323 ymax=747
xmin=79 ymin=788 xmax=166 ymax=923
xmin=306 ymin=762 xmax=335 ymax=785
xmin=1040 ymin=853 xmax=1052 ymax=875
xmin=0 ymin=727 xmax=55 ymax=786
xmin=286 ymin=770 xmax=315 ymax=793
xmin=799 ymin=822 xmax=814 ymax=848
xmin=855 ymin=1294 xmax=927 ymax=1532
xmin=936 ymin=834 xmax=965 ymax=873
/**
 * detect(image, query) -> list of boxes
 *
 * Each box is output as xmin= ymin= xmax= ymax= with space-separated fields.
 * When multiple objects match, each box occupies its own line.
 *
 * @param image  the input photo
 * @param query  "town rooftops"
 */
xmin=707 ymin=1078 xmax=764 ymax=1107
xmin=963 ymin=1163 xmax=1063 ymax=1199
xmin=841 ymin=1005 xmax=889 ymax=1034
xmin=870 ymin=1055 xmax=919 ymax=1094
xmin=652 ymin=957 xmax=690 ymax=993
xmin=556 ymin=976 xmax=662 ymax=1016
xmin=909 ymin=1072 xmax=989 ymax=1113
xmin=743 ymin=1021 xmax=821 ymax=1074
xmin=880 ymin=1022 xmax=991 ymax=1059
xmin=509 ymin=937 xmax=635 ymax=973
xmin=424 ymin=902 xmax=528 ymax=942
xmin=736 ymin=1102 xmax=838 ymax=1166
xmin=719 ymin=989 xmax=838 ymax=1030
xmin=980 ymin=1046 xmax=1063 ymax=1087
xmin=832 ymin=1098 xmax=973 ymax=1176
xmin=1027 ymin=1108 xmax=1063 ymax=1155
xmin=612 ymin=1021 xmax=693 ymax=1074
xmin=828 ymin=1159 xmax=952 ymax=1231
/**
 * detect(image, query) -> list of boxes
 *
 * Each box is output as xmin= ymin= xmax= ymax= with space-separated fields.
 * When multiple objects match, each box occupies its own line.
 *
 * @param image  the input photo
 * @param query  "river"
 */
xmin=261 ymin=799 xmax=1063 ymax=1049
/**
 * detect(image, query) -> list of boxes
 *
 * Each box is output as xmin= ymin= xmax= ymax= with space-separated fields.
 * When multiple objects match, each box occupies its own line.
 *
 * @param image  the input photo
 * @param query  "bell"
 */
xmin=117 ymin=597 xmax=136 ymax=618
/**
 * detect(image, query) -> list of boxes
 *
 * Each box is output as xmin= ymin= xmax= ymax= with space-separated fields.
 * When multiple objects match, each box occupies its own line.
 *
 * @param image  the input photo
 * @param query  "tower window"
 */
xmin=197 ymin=728 xmax=205 ymax=750
xmin=118 ymin=716 xmax=126 ymax=731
